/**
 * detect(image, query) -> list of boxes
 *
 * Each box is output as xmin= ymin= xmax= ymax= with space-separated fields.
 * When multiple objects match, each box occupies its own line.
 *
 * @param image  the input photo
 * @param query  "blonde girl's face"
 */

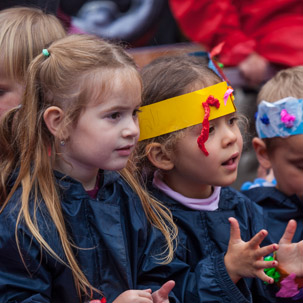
xmin=56 ymin=70 xmax=141 ymax=188
xmin=0 ymin=67 xmax=23 ymax=117
xmin=164 ymin=113 xmax=243 ymax=198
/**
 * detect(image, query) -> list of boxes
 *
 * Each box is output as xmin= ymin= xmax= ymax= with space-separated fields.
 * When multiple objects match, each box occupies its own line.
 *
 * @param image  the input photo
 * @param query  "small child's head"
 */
xmin=135 ymin=55 xmax=242 ymax=197
xmin=0 ymin=6 xmax=66 ymax=116
xmin=6 ymin=34 xmax=141 ymax=181
xmin=254 ymin=66 xmax=303 ymax=199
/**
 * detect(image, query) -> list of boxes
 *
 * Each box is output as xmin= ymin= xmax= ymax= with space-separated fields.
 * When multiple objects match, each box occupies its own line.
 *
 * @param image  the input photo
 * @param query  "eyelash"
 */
xmin=294 ymin=162 xmax=303 ymax=170
xmin=109 ymin=112 xmax=121 ymax=119
xmin=229 ymin=116 xmax=238 ymax=125
xmin=208 ymin=116 xmax=238 ymax=134
xmin=0 ymin=89 xmax=6 ymax=96
xmin=108 ymin=108 xmax=141 ymax=120
xmin=133 ymin=109 xmax=141 ymax=117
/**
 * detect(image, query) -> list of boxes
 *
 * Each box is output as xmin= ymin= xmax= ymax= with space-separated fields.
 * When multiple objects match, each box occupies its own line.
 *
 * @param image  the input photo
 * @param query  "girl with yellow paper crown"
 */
xmin=133 ymin=55 xmax=303 ymax=302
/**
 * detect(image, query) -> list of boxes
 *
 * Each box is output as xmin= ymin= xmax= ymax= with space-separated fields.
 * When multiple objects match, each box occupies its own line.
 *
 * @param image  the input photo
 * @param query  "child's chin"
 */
xmin=104 ymin=161 xmax=128 ymax=172
xmin=221 ymin=175 xmax=237 ymax=187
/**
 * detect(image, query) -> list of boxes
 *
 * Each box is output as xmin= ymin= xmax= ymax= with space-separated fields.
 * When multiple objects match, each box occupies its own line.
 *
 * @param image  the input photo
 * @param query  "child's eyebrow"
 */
xmin=105 ymin=105 xmax=129 ymax=111
xmin=100 ymin=104 xmax=140 ymax=113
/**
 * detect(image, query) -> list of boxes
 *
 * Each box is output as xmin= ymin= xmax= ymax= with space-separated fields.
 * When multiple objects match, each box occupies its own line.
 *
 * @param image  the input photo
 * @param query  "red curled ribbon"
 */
xmin=197 ymin=95 xmax=220 ymax=156
xmin=90 ymin=298 xmax=106 ymax=303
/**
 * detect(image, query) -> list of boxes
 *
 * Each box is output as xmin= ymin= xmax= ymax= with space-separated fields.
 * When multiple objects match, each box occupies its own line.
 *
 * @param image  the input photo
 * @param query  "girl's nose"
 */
xmin=122 ymin=118 xmax=140 ymax=138
xmin=222 ymin=128 xmax=237 ymax=147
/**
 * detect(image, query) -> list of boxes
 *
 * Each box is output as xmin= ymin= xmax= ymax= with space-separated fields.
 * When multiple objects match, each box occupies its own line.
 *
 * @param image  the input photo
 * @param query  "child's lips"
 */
xmin=116 ymin=145 xmax=134 ymax=156
xmin=117 ymin=145 xmax=132 ymax=150
xmin=222 ymin=152 xmax=239 ymax=167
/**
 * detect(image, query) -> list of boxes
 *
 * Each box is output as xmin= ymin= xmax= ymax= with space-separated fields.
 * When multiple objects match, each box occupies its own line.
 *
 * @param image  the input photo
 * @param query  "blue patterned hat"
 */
xmin=256 ymin=97 xmax=303 ymax=139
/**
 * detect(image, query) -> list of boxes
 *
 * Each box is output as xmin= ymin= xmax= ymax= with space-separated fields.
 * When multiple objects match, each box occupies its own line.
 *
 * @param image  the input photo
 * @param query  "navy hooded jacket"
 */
xmin=148 ymin=184 xmax=292 ymax=302
xmin=243 ymin=187 xmax=303 ymax=244
xmin=0 ymin=170 xmax=186 ymax=303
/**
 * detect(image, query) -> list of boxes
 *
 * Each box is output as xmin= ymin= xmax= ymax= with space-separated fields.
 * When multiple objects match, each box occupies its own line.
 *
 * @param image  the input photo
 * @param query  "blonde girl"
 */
xmin=0 ymin=6 xmax=66 ymax=116
xmin=0 ymin=34 xmax=177 ymax=303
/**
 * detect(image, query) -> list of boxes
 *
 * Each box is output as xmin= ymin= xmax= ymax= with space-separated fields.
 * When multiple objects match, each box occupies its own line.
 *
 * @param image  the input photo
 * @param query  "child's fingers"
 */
xmin=254 ymin=259 xmax=278 ymax=270
xmin=279 ymin=219 xmax=297 ymax=245
xmin=138 ymin=289 xmax=153 ymax=298
xmin=137 ymin=290 xmax=153 ymax=303
xmin=156 ymin=280 xmax=175 ymax=298
xmin=228 ymin=217 xmax=241 ymax=243
xmin=152 ymin=280 xmax=175 ymax=302
xmin=254 ymin=243 xmax=279 ymax=259
xmin=256 ymin=270 xmax=275 ymax=284
xmin=247 ymin=229 xmax=268 ymax=248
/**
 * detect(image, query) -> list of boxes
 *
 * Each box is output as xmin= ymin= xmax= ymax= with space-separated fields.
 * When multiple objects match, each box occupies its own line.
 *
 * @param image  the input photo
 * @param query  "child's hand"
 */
xmin=276 ymin=219 xmax=303 ymax=276
xmin=112 ymin=289 xmax=153 ymax=303
xmin=224 ymin=217 xmax=278 ymax=284
xmin=152 ymin=280 xmax=175 ymax=303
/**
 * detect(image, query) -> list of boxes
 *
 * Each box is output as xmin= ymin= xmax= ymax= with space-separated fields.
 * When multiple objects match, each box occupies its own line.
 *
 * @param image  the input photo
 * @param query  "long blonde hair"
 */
xmin=0 ymin=34 xmax=177 ymax=300
xmin=0 ymin=6 xmax=66 ymax=82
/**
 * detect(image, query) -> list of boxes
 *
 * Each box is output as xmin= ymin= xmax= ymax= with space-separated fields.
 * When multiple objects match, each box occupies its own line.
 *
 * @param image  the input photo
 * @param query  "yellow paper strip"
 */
xmin=139 ymin=81 xmax=236 ymax=141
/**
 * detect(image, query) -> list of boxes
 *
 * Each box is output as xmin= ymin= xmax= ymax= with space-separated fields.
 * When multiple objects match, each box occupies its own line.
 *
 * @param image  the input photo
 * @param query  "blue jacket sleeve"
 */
xmin=190 ymin=253 xmax=252 ymax=302
xmin=0 ymin=217 xmax=52 ymax=302
xmin=138 ymin=226 xmax=252 ymax=303
xmin=0 ymin=199 xmax=78 ymax=303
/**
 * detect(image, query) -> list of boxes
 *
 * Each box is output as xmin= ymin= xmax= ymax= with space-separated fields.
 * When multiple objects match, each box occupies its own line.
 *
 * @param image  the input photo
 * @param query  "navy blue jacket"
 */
xmin=148 ymin=184 xmax=290 ymax=302
xmin=0 ymin=170 xmax=187 ymax=303
xmin=243 ymin=187 xmax=303 ymax=244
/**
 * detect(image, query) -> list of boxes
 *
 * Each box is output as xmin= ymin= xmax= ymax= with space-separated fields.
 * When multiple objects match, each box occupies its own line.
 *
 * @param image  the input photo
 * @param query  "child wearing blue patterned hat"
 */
xmin=243 ymin=66 xmax=303 ymax=244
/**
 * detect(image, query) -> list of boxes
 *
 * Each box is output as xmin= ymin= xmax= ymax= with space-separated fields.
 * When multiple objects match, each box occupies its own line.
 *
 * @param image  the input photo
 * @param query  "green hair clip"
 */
xmin=42 ymin=48 xmax=50 ymax=57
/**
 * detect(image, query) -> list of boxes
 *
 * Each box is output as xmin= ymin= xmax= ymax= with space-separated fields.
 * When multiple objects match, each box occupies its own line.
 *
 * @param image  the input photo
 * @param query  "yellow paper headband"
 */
xmin=139 ymin=81 xmax=236 ymax=141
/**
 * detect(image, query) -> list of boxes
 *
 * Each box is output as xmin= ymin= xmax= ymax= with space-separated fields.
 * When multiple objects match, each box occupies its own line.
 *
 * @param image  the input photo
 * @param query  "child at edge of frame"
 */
xmin=242 ymin=66 xmax=303 ymax=261
xmin=0 ymin=6 xmax=66 ymax=117
xmin=0 ymin=34 xmax=182 ymax=303
xmin=132 ymin=55 xmax=303 ymax=302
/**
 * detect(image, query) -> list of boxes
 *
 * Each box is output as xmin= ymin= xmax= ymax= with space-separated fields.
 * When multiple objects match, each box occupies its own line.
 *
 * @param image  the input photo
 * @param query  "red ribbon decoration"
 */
xmin=90 ymin=298 xmax=106 ymax=303
xmin=197 ymin=95 xmax=220 ymax=156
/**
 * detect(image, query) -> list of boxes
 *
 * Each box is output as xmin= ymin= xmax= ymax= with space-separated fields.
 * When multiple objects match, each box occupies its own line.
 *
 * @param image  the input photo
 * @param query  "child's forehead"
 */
xmin=268 ymin=133 xmax=303 ymax=152
xmin=283 ymin=134 xmax=303 ymax=150
xmin=83 ymin=68 xmax=141 ymax=104
xmin=93 ymin=67 xmax=140 ymax=85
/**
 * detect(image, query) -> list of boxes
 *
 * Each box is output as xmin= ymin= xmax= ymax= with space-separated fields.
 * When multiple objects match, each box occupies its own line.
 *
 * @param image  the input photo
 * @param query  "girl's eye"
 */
xmin=229 ymin=116 xmax=238 ymax=125
xmin=109 ymin=112 xmax=121 ymax=119
xmin=294 ymin=161 xmax=303 ymax=170
xmin=209 ymin=126 xmax=215 ymax=134
xmin=133 ymin=108 xmax=141 ymax=117
xmin=0 ymin=89 xmax=6 ymax=96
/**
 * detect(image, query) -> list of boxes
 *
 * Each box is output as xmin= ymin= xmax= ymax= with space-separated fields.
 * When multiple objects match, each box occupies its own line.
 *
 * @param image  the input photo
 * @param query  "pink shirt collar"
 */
xmin=153 ymin=170 xmax=220 ymax=211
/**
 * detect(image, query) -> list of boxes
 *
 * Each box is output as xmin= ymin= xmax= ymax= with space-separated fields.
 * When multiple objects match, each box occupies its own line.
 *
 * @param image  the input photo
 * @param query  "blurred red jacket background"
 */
xmin=169 ymin=0 xmax=303 ymax=67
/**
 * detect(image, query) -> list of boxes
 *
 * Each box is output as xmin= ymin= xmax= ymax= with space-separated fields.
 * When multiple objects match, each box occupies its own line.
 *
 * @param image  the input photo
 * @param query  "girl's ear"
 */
xmin=252 ymin=137 xmax=272 ymax=169
xmin=43 ymin=106 xmax=67 ymax=139
xmin=146 ymin=142 xmax=174 ymax=171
